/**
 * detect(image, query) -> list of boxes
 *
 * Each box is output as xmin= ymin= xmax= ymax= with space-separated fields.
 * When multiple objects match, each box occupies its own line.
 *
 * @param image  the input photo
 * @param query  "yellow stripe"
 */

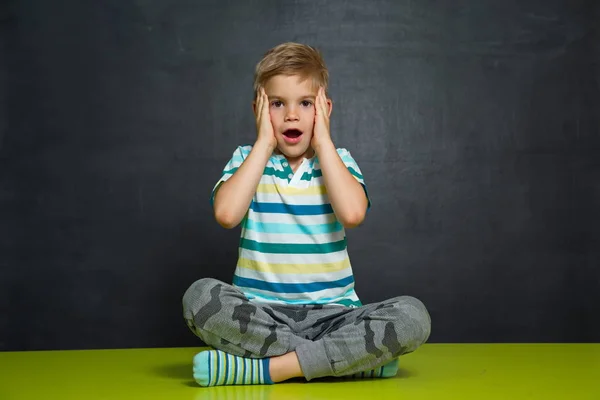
xmin=253 ymin=360 xmax=257 ymax=383
xmin=246 ymin=360 xmax=251 ymax=383
xmin=220 ymin=353 xmax=226 ymax=386
xmin=256 ymin=183 xmax=326 ymax=196
xmin=230 ymin=355 xmax=237 ymax=385
xmin=210 ymin=351 xmax=217 ymax=386
xmin=225 ymin=354 xmax=233 ymax=385
xmin=238 ymin=257 xmax=351 ymax=274
xmin=239 ymin=357 xmax=245 ymax=384
xmin=247 ymin=213 xmax=339 ymax=224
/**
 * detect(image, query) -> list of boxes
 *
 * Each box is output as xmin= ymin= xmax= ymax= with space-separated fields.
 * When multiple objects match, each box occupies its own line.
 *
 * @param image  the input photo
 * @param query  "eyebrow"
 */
xmin=268 ymin=94 xmax=316 ymax=100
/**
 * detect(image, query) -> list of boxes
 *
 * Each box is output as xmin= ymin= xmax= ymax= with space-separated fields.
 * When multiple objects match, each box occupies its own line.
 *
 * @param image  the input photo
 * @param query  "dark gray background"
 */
xmin=1 ymin=0 xmax=599 ymax=351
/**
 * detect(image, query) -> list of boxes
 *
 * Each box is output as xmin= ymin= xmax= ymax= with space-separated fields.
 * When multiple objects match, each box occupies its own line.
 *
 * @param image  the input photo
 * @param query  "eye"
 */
xmin=301 ymin=100 xmax=313 ymax=107
xmin=271 ymin=100 xmax=283 ymax=107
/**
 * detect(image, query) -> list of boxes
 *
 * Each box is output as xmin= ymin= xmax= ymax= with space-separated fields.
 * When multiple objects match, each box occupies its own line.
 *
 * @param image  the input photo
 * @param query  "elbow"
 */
xmin=339 ymin=193 xmax=368 ymax=229
xmin=214 ymin=209 xmax=240 ymax=229
xmin=340 ymin=211 xmax=366 ymax=229
xmin=218 ymin=219 xmax=239 ymax=229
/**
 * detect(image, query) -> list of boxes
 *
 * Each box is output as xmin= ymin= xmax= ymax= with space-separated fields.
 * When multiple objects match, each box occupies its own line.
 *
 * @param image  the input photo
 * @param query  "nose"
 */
xmin=284 ymin=106 xmax=299 ymax=122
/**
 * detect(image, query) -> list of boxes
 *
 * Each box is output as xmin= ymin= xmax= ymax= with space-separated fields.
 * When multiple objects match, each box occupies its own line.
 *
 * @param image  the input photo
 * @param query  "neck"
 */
xmin=275 ymin=148 xmax=315 ymax=172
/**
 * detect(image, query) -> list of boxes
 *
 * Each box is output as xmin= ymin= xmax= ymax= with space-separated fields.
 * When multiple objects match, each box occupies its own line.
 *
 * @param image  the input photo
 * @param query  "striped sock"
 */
xmin=193 ymin=350 xmax=273 ymax=387
xmin=346 ymin=358 xmax=399 ymax=379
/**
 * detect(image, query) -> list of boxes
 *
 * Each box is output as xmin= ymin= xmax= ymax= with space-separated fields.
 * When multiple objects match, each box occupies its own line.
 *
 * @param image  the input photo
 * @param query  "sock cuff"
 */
xmin=262 ymin=358 xmax=273 ymax=384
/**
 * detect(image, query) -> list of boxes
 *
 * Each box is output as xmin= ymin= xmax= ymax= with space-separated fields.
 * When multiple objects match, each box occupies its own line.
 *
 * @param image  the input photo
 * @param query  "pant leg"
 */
xmin=294 ymin=296 xmax=431 ymax=380
xmin=182 ymin=278 xmax=309 ymax=358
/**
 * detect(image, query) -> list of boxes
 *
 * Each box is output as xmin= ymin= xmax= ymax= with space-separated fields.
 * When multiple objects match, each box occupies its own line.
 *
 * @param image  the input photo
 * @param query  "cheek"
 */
xmin=269 ymin=108 xmax=283 ymax=124
xmin=301 ymin=108 xmax=315 ymax=124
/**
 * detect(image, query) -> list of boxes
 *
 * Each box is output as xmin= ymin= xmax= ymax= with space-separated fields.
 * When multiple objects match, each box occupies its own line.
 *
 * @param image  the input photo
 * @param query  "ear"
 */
xmin=252 ymin=101 xmax=257 ymax=116
xmin=326 ymin=98 xmax=333 ymax=117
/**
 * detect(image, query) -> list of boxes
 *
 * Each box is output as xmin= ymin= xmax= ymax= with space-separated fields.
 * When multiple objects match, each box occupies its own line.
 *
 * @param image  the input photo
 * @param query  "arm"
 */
xmin=314 ymin=140 xmax=369 ymax=228
xmin=213 ymin=87 xmax=277 ymax=229
xmin=213 ymin=140 xmax=274 ymax=229
xmin=312 ymin=87 xmax=368 ymax=228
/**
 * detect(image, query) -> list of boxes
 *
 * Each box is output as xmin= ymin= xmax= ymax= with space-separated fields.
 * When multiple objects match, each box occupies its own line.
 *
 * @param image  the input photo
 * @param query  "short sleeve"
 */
xmin=336 ymin=148 xmax=371 ymax=210
xmin=210 ymin=145 xmax=251 ymax=205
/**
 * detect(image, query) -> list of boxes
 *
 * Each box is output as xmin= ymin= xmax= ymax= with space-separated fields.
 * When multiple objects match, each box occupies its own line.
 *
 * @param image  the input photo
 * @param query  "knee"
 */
xmin=182 ymin=278 xmax=223 ymax=320
xmin=389 ymin=296 xmax=431 ymax=347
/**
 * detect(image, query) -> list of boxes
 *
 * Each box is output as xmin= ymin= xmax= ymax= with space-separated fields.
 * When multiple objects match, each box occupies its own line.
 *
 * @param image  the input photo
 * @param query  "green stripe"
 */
xmin=242 ymin=290 xmax=362 ymax=307
xmin=263 ymin=167 xmax=291 ymax=180
xmin=336 ymin=298 xmax=362 ymax=307
xmin=261 ymin=167 xmax=322 ymax=181
xmin=225 ymin=166 xmax=351 ymax=181
xmin=223 ymin=167 xmax=238 ymax=175
xmin=208 ymin=351 xmax=214 ymax=386
xmin=307 ymin=169 xmax=322 ymax=179
xmin=240 ymin=238 xmax=346 ymax=254
xmin=215 ymin=351 xmax=221 ymax=385
xmin=347 ymin=166 xmax=363 ymax=180
xmin=233 ymin=356 xmax=238 ymax=384
xmin=223 ymin=352 xmax=229 ymax=385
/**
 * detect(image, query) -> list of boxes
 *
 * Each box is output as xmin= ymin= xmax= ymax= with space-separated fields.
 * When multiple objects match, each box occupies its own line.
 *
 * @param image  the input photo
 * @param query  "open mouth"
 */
xmin=282 ymin=129 xmax=303 ymax=143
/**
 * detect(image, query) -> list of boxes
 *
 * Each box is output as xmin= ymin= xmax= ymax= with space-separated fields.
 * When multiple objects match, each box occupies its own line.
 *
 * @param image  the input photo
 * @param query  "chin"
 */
xmin=278 ymin=145 xmax=312 ymax=159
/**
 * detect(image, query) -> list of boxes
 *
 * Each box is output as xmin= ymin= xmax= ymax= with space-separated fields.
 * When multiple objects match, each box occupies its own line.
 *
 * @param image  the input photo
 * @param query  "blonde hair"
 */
xmin=253 ymin=42 xmax=329 ymax=97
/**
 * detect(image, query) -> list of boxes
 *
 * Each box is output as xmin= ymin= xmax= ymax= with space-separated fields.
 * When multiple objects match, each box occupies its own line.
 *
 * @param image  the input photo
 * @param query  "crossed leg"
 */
xmin=182 ymin=278 xmax=431 ymax=384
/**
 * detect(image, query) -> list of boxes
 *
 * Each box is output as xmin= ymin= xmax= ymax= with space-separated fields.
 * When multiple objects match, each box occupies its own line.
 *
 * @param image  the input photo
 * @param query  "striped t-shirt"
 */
xmin=211 ymin=145 xmax=371 ymax=307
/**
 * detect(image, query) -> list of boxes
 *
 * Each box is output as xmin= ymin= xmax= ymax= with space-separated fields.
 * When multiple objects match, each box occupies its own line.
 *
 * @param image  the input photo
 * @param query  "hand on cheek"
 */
xmin=312 ymin=87 xmax=331 ymax=150
xmin=255 ymin=87 xmax=277 ymax=150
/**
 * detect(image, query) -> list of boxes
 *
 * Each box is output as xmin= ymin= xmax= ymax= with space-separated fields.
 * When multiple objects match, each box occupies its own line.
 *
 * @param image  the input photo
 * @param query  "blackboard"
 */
xmin=1 ymin=0 xmax=598 ymax=350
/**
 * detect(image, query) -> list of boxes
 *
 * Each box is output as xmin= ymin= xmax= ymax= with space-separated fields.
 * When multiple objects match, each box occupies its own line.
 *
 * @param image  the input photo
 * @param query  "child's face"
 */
xmin=261 ymin=74 xmax=330 ymax=160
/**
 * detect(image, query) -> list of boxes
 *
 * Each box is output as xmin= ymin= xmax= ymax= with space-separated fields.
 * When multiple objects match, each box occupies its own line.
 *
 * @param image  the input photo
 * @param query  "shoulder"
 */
xmin=314 ymin=148 xmax=354 ymax=166
xmin=230 ymin=144 xmax=253 ymax=159
xmin=222 ymin=145 xmax=254 ymax=167
xmin=335 ymin=148 xmax=358 ymax=163
xmin=239 ymin=144 xmax=253 ymax=155
xmin=228 ymin=144 xmax=276 ymax=168
xmin=336 ymin=148 xmax=357 ymax=160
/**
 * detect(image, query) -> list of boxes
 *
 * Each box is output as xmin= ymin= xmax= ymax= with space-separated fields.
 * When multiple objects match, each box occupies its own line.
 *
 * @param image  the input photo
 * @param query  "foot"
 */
xmin=193 ymin=350 xmax=273 ymax=387
xmin=346 ymin=358 xmax=399 ymax=379
xmin=268 ymin=351 xmax=304 ymax=382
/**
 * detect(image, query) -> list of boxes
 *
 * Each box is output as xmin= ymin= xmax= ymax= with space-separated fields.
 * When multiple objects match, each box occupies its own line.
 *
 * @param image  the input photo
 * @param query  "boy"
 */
xmin=182 ymin=42 xmax=431 ymax=387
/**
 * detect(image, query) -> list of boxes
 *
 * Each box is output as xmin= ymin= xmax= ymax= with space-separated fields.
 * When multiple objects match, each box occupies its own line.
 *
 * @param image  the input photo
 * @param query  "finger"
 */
xmin=315 ymin=87 xmax=323 ymax=115
xmin=315 ymin=96 xmax=321 ymax=116
xmin=261 ymin=89 xmax=270 ymax=118
xmin=256 ymin=87 xmax=263 ymax=117
xmin=319 ymin=87 xmax=327 ymax=117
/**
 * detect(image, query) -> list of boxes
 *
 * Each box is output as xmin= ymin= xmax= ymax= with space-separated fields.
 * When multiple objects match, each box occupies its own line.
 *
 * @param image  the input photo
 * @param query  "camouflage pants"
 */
xmin=182 ymin=278 xmax=431 ymax=381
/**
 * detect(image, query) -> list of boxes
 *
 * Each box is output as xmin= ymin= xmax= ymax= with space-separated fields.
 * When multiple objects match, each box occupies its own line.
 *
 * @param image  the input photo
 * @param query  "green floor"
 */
xmin=1 ymin=344 xmax=598 ymax=399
